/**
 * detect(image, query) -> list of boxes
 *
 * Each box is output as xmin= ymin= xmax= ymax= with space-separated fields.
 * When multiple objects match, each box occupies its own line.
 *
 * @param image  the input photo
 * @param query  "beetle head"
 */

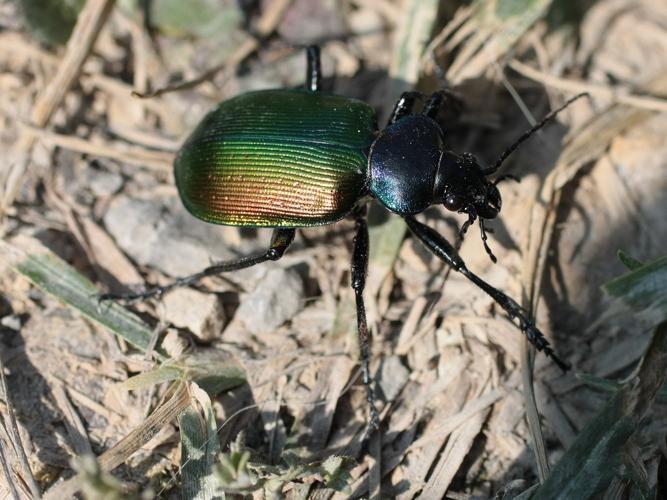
xmin=437 ymin=151 xmax=501 ymax=219
xmin=435 ymin=151 xmax=511 ymax=262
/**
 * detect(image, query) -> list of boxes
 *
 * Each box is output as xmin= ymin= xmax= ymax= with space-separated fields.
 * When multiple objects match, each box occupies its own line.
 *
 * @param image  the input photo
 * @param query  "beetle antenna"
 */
xmin=482 ymin=92 xmax=589 ymax=176
xmin=480 ymin=219 xmax=497 ymax=263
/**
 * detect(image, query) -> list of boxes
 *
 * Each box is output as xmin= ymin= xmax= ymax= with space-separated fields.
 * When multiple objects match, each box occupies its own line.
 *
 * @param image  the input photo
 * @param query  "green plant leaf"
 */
xmin=603 ymin=255 xmax=667 ymax=323
xmin=575 ymin=373 xmax=624 ymax=393
xmin=525 ymin=321 xmax=667 ymax=499
xmin=178 ymin=350 xmax=247 ymax=396
xmin=6 ymin=240 xmax=160 ymax=356
xmin=18 ymin=0 xmax=84 ymax=45
xmin=617 ymin=250 xmax=644 ymax=271
xmin=120 ymin=366 xmax=184 ymax=391
xmin=149 ymin=0 xmax=241 ymax=38
xmin=213 ymin=443 xmax=355 ymax=496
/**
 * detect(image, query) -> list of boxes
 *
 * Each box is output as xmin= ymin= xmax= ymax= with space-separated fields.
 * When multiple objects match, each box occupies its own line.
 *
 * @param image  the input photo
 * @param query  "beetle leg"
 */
xmin=305 ymin=45 xmax=321 ymax=92
xmin=98 ymin=228 xmax=296 ymax=303
xmin=479 ymin=219 xmax=497 ymax=263
xmin=404 ymin=216 xmax=570 ymax=372
xmin=387 ymin=91 xmax=424 ymax=126
xmin=350 ymin=206 xmax=380 ymax=437
xmin=422 ymin=89 xmax=464 ymax=120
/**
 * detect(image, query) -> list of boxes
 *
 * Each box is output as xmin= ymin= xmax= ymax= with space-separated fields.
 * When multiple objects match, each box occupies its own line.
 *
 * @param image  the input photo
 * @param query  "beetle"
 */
xmin=101 ymin=45 xmax=584 ymax=432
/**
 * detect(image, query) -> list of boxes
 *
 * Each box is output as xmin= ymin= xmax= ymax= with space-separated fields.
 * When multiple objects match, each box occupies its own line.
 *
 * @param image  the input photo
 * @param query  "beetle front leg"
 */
xmin=404 ymin=216 xmax=570 ymax=372
xmin=350 ymin=207 xmax=380 ymax=437
xmin=98 ymin=228 xmax=296 ymax=303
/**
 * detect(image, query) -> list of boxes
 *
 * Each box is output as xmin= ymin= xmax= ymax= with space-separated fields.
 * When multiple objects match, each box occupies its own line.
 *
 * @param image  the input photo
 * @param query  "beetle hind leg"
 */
xmin=404 ymin=216 xmax=570 ymax=372
xmin=350 ymin=207 xmax=380 ymax=439
xmin=98 ymin=228 xmax=296 ymax=304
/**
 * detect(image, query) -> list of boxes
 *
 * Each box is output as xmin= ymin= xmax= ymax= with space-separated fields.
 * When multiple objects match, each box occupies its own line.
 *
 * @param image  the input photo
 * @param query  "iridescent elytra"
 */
xmin=174 ymin=88 xmax=377 ymax=227
xmin=103 ymin=45 xmax=585 ymax=436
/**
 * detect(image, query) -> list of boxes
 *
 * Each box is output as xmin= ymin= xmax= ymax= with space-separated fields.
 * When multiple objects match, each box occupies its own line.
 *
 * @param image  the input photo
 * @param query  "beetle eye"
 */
xmin=444 ymin=194 xmax=463 ymax=211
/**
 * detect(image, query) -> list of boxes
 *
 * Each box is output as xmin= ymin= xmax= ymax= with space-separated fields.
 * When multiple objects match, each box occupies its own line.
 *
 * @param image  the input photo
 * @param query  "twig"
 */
xmin=21 ymin=124 xmax=174 ymax=170
xmin=509 ymin=59 xmax=667 ymax=113
xmin=31 ymin=1 xmax=118 ymax=128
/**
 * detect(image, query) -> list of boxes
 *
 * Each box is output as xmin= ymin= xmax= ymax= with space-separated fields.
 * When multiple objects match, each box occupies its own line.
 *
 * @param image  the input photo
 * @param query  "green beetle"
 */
xmin=103 ymin=46 xmax=583 ymax=434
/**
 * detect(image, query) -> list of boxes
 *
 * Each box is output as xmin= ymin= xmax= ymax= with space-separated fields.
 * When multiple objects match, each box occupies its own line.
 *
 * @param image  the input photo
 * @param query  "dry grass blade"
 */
xmin=508 ymin=60 xmax=667 ymax=113
xmin=49 ymin=379 xmax=94 ymax=457
xmin=25 ymin=0 xmax=116 ymax=128
xmin=21 ymin=124 xmax=174 ymax=171
xmin=4 ymin=236 xmax=160 ymax=354
xmin=96 ymin=382 xmax=189 ymax=472
xmin=520 ymin=340 xmax=549 ymax=480
xmin=0 ymin=441 xmax=21 ymax=500
xmin=426 ymin=0 xmax=555 ymax=85
xmin=521 ymin=320 xmax=667 ymax=499
xmin=420 ymin=406 xmax=492 ymax=496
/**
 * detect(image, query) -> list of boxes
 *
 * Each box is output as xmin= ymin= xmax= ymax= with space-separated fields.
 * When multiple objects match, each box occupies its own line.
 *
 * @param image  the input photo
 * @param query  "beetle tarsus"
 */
xmin=479 ymin=219 xmax=497 ymax=263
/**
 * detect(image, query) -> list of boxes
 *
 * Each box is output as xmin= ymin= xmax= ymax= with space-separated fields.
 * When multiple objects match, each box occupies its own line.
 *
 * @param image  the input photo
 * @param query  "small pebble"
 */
xmin=88 ymin=167 xmax=123 ymax=197
xmin=377 ymin=355 xmax=409 ymax=403
xmin=103 ymin=194 xmax=234 ymax=276
xmin=0 ymin=314 xmax=21 ymax=331
xmin=237 ymin=267 xmax=304 ymax=335
xmin=163 ymin=288 xmax=225 ymax=342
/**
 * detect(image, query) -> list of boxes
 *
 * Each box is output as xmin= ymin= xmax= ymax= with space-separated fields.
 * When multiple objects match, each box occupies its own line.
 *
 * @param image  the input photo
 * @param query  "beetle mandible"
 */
xmin=102 ymin=46 xmax=584 ymax=432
